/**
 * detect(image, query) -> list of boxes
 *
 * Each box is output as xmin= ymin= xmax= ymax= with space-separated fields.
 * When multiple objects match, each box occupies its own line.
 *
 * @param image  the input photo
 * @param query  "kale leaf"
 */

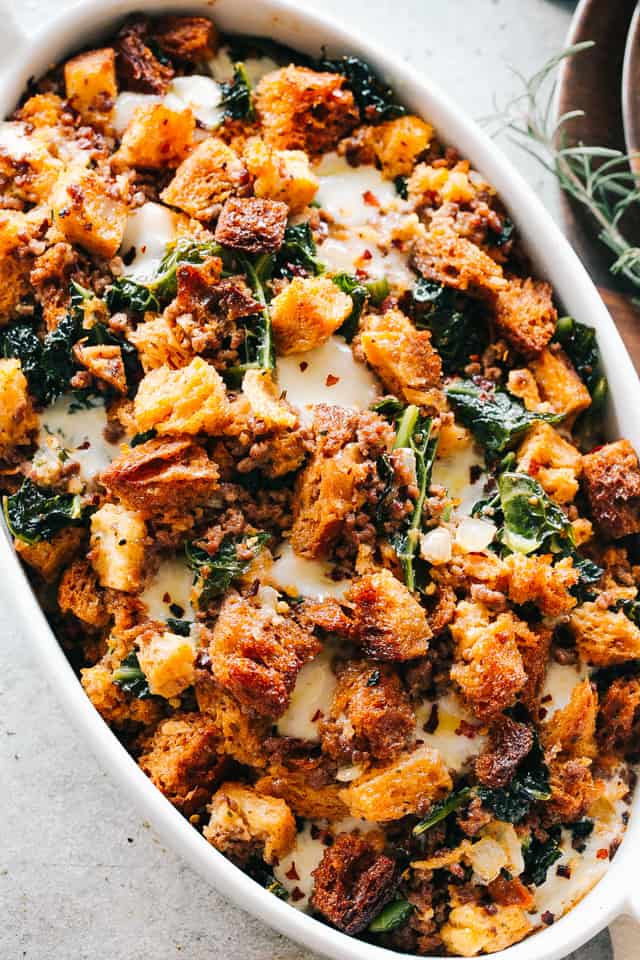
xmin=394 ymin=175 xmax=409 ymax=199
xmin=186 ymin=531 xmax=270 ymax=608
xmin=112 ymin=652 xmax=150 ymax=699
xmin=498 ymin=472 xmax=574 ymax=555
xmin=223 ymin=35 xmax=312 ymax=68
xmin=318 ymin=55 xmax=406 ymax=123
xmin=370 ymin=396 xmax=407 ymax=419
xmin=165 ymin=617 xmax=192 ymax=636
xmin=445 ymin=379 xmax=562 ymax=458
xmin=477 ymin=736 xmax=551 ymax=824
xmin=220 ymin=62 xmax=254 ymax=121
xmin=332 ymin=273 xmax=390 ymax=341
xmin=273 ymin=222 xmax=324 ymax=278
xmin=369 ymin=899 xmax=415 ymax=934
xmin=105 ymin=277 xmax=160 ymax=314
xmin=130 ymin=428 xmax=157 ymax=447
xmin=413 ymin=786 xmax=473 ymax=836
xmin=553 ymin=316 xmax=605 ymax=399
xmin=411 ymin=279 xmax=487 ymax=374
xmin=1 ymin=324 xmax=50 ymax=404
xmin=522 ymin=825 xmax=562 ymax=886
xmin=226 ymin=251 xmax=275 ymax=379
xmin=3 ymin=478 xmax=84 ymax=545
xmin=487 ymin=218 xmax=514 ymax=248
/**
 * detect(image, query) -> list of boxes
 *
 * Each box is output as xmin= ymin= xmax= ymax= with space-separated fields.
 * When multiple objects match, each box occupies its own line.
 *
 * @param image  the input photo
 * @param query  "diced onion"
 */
xmin=336 ymin=764 xmax=364 ymax=783
xmin=420 ymin=527 xmax=453 ymax=565
xmin=455 ymin=517 xmax=496 ymax=553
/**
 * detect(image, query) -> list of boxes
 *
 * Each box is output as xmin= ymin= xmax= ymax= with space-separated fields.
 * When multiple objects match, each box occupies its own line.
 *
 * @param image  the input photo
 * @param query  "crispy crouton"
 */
xmin=80 ymin=661 xmax=162 ymax=728
xmin=517 ymin=422 xmax=582 ymax=503
xmin=256 ymin=66 xmax=359 ymax=155
xmin=58 ymin=559 xmax=109 ymax=627
xmin=570 ymin=602 xmax=640 ymax=665
xmin=243 ymin=136 xmax=319 ymax=213
xmin=320 ymin=659 xmax=415 ymax=762
xmin=116 ymin=17 xmax=174 ymax=94
xmin=507 ymin=368 xmax=541 ymax=411
xmin=545 ymin=757 xmax=597 ymax=825
xmin=160 ymin=137 xmax=249 ymax=221
xmin=598 ymin=677 xmax=640 ymax=759
xmin=339 ymin=747 xmax=452 ymax=821
xmin=152 ymin=16 xmax=217 ymax=62
xmin=360 ymin=115 xmax=433 ymax=178
xmin=134 ymin=624 xmax=195 ymax=699
xmin=348 ymin=569 xmax=431 ymax=661
xmin=0 ymin=127 xmax=63 ymax=204
xmin=582 ymin=440 xmax=640 ymax=538
xmin=255 ymin=764 xmax=348 ymax=820
xmin=15 ymin=92 xmax=66 ymax=129
xmin=0 ymin=358 xmax=38 ymax=457
xmin=195 ymin=677 xmax=269 ymax=768
xmin=99 ymin=437 xmax=219 ymax=514
xmin=408 ymin=161 xmax=477 ymax=205
xmin=517 ymin=623 xmax=552 ymax=713
xmin=51 ymin=166 xmax=127 ymax=258
xmin=475 ymin=716 xmax=533 ymax=788
xmin=492 ymin=277 xmax=557 ymax=356
xmin=64 ymin=48 xmax=117 ymax=130
xmin=209 ymin=591 xmax=320 ymax=718
xmin=311 ymin=833 xmax=398 ymax=935
xmin=530 ymin=347 xmax=591 ymax=420
xmin=15 ymin=525 xmax=84 ymax=583
xmin=73 ymin=343 xmax=127 ymax=394
xmin=114 ymin=103 xmax=194 ymax=168
xmin=128 ymin=314 xmax=194 ymax=372
xmin=450 ymin=601 xmax=526 ymax=720
xmin=89 ymin=502 xmax=147 ymax=593
xmin=204 ymin=782 xmax=296 ymax=864
xmin=441 ymin=903 xmax=532 ymax=957
xmin=360 ymin=308 xmax=442 ymax=405
xmin=134 ymin=357 xmax=231 ymax=436
xmin=270 ymin=276 xmax=352 ymax=354
xmin=542 ymin=678 xmax=598 ymax=760
xmin=412 ymin=219 xmax=507 ymax=295
xmin=214 ymin=196 xmax=288 ymax=254
xmin=503 ymin=553 xmax=578 ymax=617
xmin=241 ymin=369 xmax=297 ymax=430
xmin=0 ymin=214 xmax=34 ymax=323
xmin=138 ymin=712 xmax=223 ymax=814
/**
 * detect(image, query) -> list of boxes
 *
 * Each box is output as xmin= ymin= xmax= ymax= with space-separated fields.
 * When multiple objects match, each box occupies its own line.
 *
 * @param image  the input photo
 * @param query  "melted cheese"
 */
xmin=40 ymin=398 xmax=119 ymax=481
xmin=277 ymin=335 xmax=379 ymax=425
xmin=208 ymin=49 xmax=279 ymax=86
xmin=120 ymin=202 xmax=179 ymax=280
xmin=277 ymin=648 xmax=336 ymax=741
xmin=164 ymin=75 xmax=224 ymax=129
xmin=273 ymin=822 xmax=328 ymax=910
xmin=415 ymin=693 xmax=486 ymax=771
xmin=0 ymin=121 xmax=31 ymax=159
xmin=541 ymin=661 xmax=590 ymax=718
xmin=315 ymin=154 xmax=399 ymax=224
xmin=141 ymin=557 xmax=195 ymax=621
xmin=432 ymin=442 xmax=487 ymax=516
xmin=269 ymin=543 xmax=350 ymax=600
xmin=112 ymin=92 xmax=163 ymax=136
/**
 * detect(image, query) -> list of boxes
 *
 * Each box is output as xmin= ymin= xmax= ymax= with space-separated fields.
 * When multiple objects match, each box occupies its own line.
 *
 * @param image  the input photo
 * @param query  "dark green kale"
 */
xmin=570 ymin=554 xmax=604 ymax=602
xmin=553 ymin=315 xmax=606 ymax=400
xmin=413 ymin=786 xmax=473 ymax=836
xmin=370 ymin=396 xmax=407 ymax=419
xmin=266 ymin=879 xmax=289 ymax=900
xmin=445 ymin=379 xmax=562 ymax=458
xmin=369 ymin=899 xmax=415 ymax=934
xmin=3 ymin=478 xmax=84 ymax=545
xmin=411 ymin=279 xmax=488 ymax=374
xmin=273 ymin=222 xmax=324 ymax=278
xmin=1 ymin=324 xmax=49 ymax=404
xmin=569 ymin=819 xmax=594 ymax=844
xmin=130 ymin=428 xmax=158 ymax=447
xmin=226 ymin=251 xmax=275 ymax=379
xmin=220 ymin=62 xmax=254 ymax=121
xmin=394 ymin=175 xmax=409 ymax=199
xmin=498 ymin=472 xmax=574 ymax=555
xmin=112 ymin=652 xmax=150 ymax=699
xmin=522 ymin=826 xmax=562 ymax=886
xmin=318 ymin=55 xmax=406 ymax=123
xmin=487 ymin=218 xmax=514 ymax=248
xmin=223 ymin=35 xmax=312 ymax=68
xmin=105 ymin=278 xmax=160 ymax=314
xmin=477 ymin=736 xmax=551 ymax=824
xmin=165 ymin=618 xmax=192 ymax=636
xmin=332 ymin=273 xmax=390 ymax=341
xmin=186 ymin=531 xmax=270 ymax=608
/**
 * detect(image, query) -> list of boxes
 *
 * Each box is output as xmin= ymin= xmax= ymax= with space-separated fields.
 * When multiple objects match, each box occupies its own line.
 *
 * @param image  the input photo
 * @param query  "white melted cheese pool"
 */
xmin=141 ymin=558 xmax=195 ymax=622
xmin=415 ymin=692 xmax=487 ymax=772
xmin=541 ymin=661 xmax=590 ymax=718
xmin=277 ymin=647 xmax=337 ymax=741
xmin=113 ymin=75 xmax=224 ymax=136
xmin=432 ymin=442 xmax=487 ymax=517
xmin=120 ymin=201 xmax=180 ymax=281
xmin=269 ymin=542 xmax=350 ymax=601
xmin=40 ymin=398 xmax=119 ymax=482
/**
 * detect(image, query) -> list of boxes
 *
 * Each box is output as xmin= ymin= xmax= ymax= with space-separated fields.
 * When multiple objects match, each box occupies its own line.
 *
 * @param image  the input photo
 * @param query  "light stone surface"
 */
xmin=0 ymin=0 xmax=616 ymax=958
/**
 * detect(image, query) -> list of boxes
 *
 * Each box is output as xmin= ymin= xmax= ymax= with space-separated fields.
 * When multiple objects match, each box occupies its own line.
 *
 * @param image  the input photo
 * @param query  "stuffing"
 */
xmin=89 ymin=503 xmax=147 ymax=593
xmin=255 ymin=765 xmax=348 ymax=820
xmin=0 ymin=213 xmax=34 ymax=322
xmin=412 ymin=218 xmax=507 ymax=295
xmin=127 ymin=313 xmax=194 ymax=372
xmin=160 ymin=137 xmax=249 ymax=221
xmin=214 ymin=196 xmax=288 ymax=253
xmin=320 ymin=659 xmax=415 ymax=762
xmin=255 ymin=65 xmax=359 ymax=155
xmin=542 ymin=678 xmax=598 ymax=760
xmin=73 ymin=343 xmax=127 ymax=394
xmin=339 ymin=747 xmax=452 ymax=821
xmin=15 ymin=92 xmax=66 ymax=129
xmin=440 ymin=903 xmax=531 ymax=957
xmin=545 ymin=757 xmax=598 ymax=825
xmin=475 ymin=716 xmax=534 ymax=788
xmin=360 ymin=308 xmax=442 ymax=405
xmin=516 ymin=422 xmax=582 ymax=503
xmin=241 ymin=369 xmax=297 ymax=430
xmin=582 ymin=440 xmax=640 ymax=539
xmin=597 ymin=677 xmax=640 ymax=760
xmin=64 ymin=48 xmax=117 ymax=130
xmin=502 ymin=553 xmax=578 ymax=617
xmin=0 ymin=131 xmax=63 ymax=205
xmin=270 ymin=276 xmax=353 ymax=354
xmin=0 ymin=359 xmax=38 ymax=458
xmin=51 ymin=166 xmax=127 ymax=259
xmin=208 ymin=591 xmax=320 ymax=718
xmin=243 ymin=136 xmax=319 ymax=213
xmin=507 ymin=368 xmax=542 ymax=411
xmin=134 ymin=622 xmax=196 ymax=698
xmin=151 ymin=15 xmax=217 ymax=62
xmin=529 ymin=347 xmax=591 ymax=419
xmin=347 ymin=569 xmax=432 ymax=661
xmin=138 ymin=712 xmax=224 ymax=814
xmin=134 ymin=357 xmax=231 ymax=436
xmin=99 ymin=437 xmax=219 ymax=514
xmin=357 ymin=115 xmax=433 ymax=179
xmin=492 ymin=277 xmax=557 ymax=356
xmin=570 ymin=602 xmax=640 ymax=666
xmin=80 ymin=662 xmax=162 ymax=728
xmin=450 ymin=601 xmax=526 ymax=721
xmin=195 ymin=678 xmax=269 ymax=768
xmin=408 ymin=161 xmax=477 ymax=206
xmin=15 ymin=526 xmax=85 ymax=583
xmin=113 ymin=103 xmax=195 ymax=168
xmin=57 ymin=559 xmax=109 ymax=628
xmin=311 ymin=833 xmax=398 ymax=935
xmin=204 ymin=782 xmax=296 ymax=864
xmin=116 ymin=17 xmax=174 ymax=94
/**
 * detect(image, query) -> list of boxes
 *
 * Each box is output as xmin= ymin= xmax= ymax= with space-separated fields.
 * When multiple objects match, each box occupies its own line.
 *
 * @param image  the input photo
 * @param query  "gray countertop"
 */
xmin=0 ymin=0 xmax=616 ymax=957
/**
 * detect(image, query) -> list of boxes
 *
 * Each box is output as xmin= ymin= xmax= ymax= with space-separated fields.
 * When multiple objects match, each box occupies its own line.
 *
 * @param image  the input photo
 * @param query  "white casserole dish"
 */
xmin=0 ymin=2 xmax=638 ymax=958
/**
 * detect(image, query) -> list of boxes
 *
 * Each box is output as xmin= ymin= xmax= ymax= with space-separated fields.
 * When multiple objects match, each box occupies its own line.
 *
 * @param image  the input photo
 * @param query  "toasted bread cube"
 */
xmin=493 ymin=277 xmax=557 ymax=356
xmin=256 ymin=66 xmax=359 ymax=155
xmin=134 ymin=357 xmax=231 ymax=436
xmin=0 ymin=124 xmax=63 ymax=204
xmin=408 ymin=161 xmax=478 ymax=205
xmin=15 ymin=526 xmax=84 ymax=583
xmin=15 ymin=92 xmax=66 ymax=129
xmin=339 ymin=747 xmax=452 ymax=821
xmin=81 ymin=661 xmax=162 ymax=728
xmin=242 ymin=369 xmax=297 ymax=430
xmin=244 ymin=136 xmax=319 ymax=213
xmin=530 ymin=347 xmax=591 ymax=419
xmin=255 ymin=766 xmax=348 ymax=820
xmin=412 ymin=218 xmax=507 ymax=295
xmin=441 ymin=904 xmax=532 ymax=957
xmin=58 ymin=559 xmax=109 ymax=627
xmin=127 ymin=313 xmax=194 ymax=372
xmin=270 ymin=276 xmax=352 ymax=355
xmin=365 ymin=115 xmax=433 ymax=179
xmin=598 ymin=676 xmax=640 ymax=758
xmin=348 ymin=569 xmax=431 ymax=661
xmin=114 ymin=103 xmax=194 ymax=169
xmin=136 ymin=624 xmax=196 ymax=699
xmin=507 ymin=368 xmax=542 ymax=411
xmin=542 ymin=678 xmax=597 ymax=760
xmin=138 ymin=711 xmax=223 ymax=814
xmin=64 ymin=48 xmax=117 ymax=130
xmin=360 ymin=308 xmax=442 ymax=405
xmin=89 ymin=502 xmax=146 ymax=593
xmin=503 ymin=553 xmax=578 ymax=617
xmin=214 ymin=196 xmax=288 ymax=254
xmin=204 ymin=782 xmax=296 ymax=864
xmin=196 ymin=679 xmax=269 ymax=768
xmin=73 ymin=343 xmax=127 ymax=394
xmin=116 ymin=18 xmax=174 ymax=94
xmin=570 ymin=601 xmax=640 ymax=666
xmin=582 ymin=440 xmax=640 ymax=538
xmin=0 ymin=358 xmax=38 ymax=456
xmin=517 ymin=421 xmax=582 ymax=503
xmin=160 ymin=137 xmax=248 ymax=221
xmin=152 ymin=16 xmax=217 ymax=62
xmin=51 ymin=166 xmax=127 ymax=258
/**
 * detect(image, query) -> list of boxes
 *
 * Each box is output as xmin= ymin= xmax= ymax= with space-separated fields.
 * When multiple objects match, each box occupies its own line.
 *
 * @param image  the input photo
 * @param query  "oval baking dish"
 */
xmin=0 ymin=2 xmax=639 ymax=959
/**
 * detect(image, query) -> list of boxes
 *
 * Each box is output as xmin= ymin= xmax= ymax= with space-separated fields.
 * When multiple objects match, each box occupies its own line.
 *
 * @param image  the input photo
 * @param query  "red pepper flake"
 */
xmin=163 ymin=592 xmax=171 ymax=604
xmin=325 ymin=373 xmax=340 ymax=387
xmin=362 ymin=189 xmax=379 ymax=207
xmin=556 ymin=864 xmax=571 ymax=879
xmin=455 ymin=719 xmax=480 ymax=739
xmin=355 ymin=268 xmax=369 ymax=280
xmin=361 ymin=248 xmax=373 ymax=260
xmin=541 ymin=694 xmax=552 ymax=704
xmin=541 ymin=911 xmax=555 ymax=926
xmin=311 ymin=709 xmax=322 ymax=722
xmin=77 ymin=441 xmax=90 ymax=450
xmin=299 ymin=361 xmax=308 ymax=372
xmin=596 ymin=848 xmax=609 ymax=860
xmin=291 ymin=887 xmax=305 ymax=902
xmin=285 ymin=863 xmax=300 ymax=881
xmin=539 ymin=707 xmax=548 ymax=720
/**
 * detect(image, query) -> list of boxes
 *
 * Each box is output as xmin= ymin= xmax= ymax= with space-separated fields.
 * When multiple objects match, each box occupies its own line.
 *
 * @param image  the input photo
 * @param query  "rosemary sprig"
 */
xmin=485 ymin=42 xmax=640 ymax=293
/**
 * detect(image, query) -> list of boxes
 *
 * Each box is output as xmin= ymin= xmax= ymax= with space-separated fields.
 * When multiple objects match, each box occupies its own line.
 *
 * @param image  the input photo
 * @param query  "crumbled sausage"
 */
xmin=116 ymin=17 xmax=174 ymax=94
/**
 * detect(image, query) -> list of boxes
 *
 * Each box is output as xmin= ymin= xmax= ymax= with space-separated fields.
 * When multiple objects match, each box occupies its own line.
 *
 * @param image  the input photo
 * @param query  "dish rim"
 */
xmin=0 ymin=1 xmax=639 ymax=958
